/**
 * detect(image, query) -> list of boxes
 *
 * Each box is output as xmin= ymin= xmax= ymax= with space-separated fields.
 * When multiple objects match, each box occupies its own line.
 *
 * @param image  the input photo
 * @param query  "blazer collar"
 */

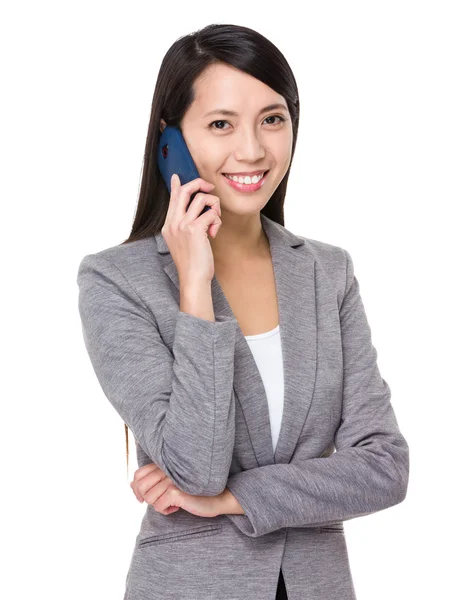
xmin=155 ymin=213 xmax=317 ymax=467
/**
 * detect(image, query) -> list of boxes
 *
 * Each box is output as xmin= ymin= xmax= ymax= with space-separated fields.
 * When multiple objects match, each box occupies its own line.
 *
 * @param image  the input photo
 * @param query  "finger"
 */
xmin=143 ymin=476 xmax=170 ymax=508
xmin=153 ymin=485 xmax=183 ymax=514
xmin=130 ymin=480 xmax=144 ymax=503
xmin=131 ymin=464 xmax=160 ymax=502
xmin=137 ymin=469 xmax=168 ymax=499
xmin=209 ymin=220 xmax=221 ymax=239
xmin=170 ymin=177 xmax=216 ymax=219
xmin=164 ymin=173 xmax=180 ymax=226
xmin=170 ymin=173 xmax=180 ymax=201
xmin=184 ymin=203 xmax=221 ymax=233
xmin=183 ymin=192 xmax=221 ymax=223
xmin=133 ymin=463 xmax=158 ymax=483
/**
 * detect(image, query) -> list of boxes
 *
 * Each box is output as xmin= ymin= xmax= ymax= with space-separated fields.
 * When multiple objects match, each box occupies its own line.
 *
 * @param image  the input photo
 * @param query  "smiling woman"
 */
xmin=157 ymin=61 xmax=295 ymax=219
xmin=120 ymin=24 xmax=300 ymax=249
xmin=76 ymin=21 xmax=408 ymax=600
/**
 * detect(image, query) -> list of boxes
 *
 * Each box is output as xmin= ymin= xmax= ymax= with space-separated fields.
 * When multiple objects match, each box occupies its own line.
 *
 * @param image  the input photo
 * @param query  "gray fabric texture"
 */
xmin=77 ymin=213 xmax=409 ymax=600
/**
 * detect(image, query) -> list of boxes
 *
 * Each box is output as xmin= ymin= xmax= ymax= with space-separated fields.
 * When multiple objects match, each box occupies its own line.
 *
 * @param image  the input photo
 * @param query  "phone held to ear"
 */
xmin=157 ymin=125 xmax=211 ymax=216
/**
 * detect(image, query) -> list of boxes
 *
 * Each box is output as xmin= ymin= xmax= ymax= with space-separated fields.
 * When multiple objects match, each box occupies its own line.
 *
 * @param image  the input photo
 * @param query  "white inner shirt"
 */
xmin=244 ymin=324 xmax=284 ymax=455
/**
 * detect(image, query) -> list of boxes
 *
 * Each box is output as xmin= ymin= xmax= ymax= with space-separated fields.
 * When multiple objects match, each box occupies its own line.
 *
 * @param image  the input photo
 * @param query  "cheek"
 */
xmin=193 ymin=152 xmax=225 ymax=178
xmin=276 ymin=134 xmax=293 ymax=161
xmin=192 ymin=136 xmax=222 ymax=162
xmin=184 ymin=134 xmax=221 ymax=175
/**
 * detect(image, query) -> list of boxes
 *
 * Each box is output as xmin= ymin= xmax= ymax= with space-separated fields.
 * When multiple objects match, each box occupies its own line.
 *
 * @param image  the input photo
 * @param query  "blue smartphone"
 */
xmin=157 ymin=125 xmax=211 ymax=215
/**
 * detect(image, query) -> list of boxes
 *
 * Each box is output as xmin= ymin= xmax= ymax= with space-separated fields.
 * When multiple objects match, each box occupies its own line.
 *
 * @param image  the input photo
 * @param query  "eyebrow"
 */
xmin=203 ymin=103 xmax=289 ymax=118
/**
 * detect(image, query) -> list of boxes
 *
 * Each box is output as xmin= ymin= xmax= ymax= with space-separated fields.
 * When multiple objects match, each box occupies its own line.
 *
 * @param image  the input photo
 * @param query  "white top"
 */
xmin=244 ymin=324 xmax=284 ymax=455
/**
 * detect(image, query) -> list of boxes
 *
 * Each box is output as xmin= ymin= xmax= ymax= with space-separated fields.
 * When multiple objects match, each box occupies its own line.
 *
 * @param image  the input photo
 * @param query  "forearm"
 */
xmin=223 ymin=439 xmax=409 ymax=538
xmin=218 ymin=488 xmax=246 ymax=515
xmin=180 ymin=283 xmax=215 ymax=322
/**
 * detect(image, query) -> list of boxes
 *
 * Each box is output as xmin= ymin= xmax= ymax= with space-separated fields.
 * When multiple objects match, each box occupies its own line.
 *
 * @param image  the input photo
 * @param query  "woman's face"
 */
xmin=160 ymin=62 xmax=293 ymax=218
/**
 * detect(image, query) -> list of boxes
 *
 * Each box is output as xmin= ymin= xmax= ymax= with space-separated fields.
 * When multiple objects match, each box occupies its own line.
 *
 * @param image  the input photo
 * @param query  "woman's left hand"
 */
xmin=130 ymin=463 xmax=224 ymax=518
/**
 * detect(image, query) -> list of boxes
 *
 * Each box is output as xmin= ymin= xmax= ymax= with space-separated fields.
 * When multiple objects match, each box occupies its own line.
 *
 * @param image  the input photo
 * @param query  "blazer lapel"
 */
xmin=155 ymin=213 xmax=317 ymax=468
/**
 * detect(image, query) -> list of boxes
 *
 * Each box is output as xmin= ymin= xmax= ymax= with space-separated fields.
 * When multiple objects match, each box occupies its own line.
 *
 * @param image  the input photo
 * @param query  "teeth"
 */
xmin=224 ymin=172 xmax=265 ymax=184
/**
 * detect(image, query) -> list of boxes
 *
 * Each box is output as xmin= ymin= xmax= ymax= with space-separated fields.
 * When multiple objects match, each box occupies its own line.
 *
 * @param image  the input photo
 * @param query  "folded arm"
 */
xmin=224 ymin=249 xmax=410 ymax=537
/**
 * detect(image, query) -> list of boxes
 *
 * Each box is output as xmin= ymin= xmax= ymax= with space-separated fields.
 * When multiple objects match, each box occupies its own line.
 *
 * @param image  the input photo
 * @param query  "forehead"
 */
xmin=189 ymin=63 xmax=288 ymax=116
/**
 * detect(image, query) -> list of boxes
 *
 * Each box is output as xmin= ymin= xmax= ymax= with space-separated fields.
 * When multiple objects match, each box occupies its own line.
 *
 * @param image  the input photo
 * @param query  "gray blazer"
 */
xmin=77 ymin=212 xmax=409 ymax=600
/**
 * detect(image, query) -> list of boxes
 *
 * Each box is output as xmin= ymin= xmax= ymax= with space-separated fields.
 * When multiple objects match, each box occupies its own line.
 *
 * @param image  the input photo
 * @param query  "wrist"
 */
xmin=218 ymin=488 xmax=245 ymax=515
xmin=180 ymin=284 xmax=215 ymax=322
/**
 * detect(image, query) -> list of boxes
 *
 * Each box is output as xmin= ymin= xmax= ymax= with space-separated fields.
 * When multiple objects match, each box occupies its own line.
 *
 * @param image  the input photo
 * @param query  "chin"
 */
xmin=219 ymin=200 xmax=269 ymax=217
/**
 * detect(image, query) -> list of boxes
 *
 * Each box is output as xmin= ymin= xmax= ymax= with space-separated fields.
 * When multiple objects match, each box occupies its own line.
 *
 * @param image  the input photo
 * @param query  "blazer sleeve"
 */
xmin=224 ymin=249 xmax=410 ymax=537
xmin=77 ymin=253 xmax=238 ymax=496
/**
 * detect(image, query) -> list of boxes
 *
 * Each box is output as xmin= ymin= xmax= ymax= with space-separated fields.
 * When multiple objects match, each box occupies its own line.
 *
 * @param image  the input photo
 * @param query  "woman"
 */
xmin=77 ymin=23 xmax=410 ymax=600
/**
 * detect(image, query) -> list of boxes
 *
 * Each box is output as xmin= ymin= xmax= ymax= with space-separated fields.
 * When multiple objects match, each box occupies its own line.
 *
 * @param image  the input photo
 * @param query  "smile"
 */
xmin=222 ymin=170 xmax=270 ymax=192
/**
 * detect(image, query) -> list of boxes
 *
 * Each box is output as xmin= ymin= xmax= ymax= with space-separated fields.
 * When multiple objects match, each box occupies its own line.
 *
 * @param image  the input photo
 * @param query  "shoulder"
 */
xmin=76 ymin=236 xmax=165 ymax=327
xmin=76 ymin=236 xmax=164 ymax=319
xmin=76 ymin=235 xmax=159 ymax=283
xmin=298 ymin=232 xmax=351 ymax=275
xmin=300 ymin=234 xmax=347 ymax=263
xmin=292 ymin=232 xmax=354 ymax=305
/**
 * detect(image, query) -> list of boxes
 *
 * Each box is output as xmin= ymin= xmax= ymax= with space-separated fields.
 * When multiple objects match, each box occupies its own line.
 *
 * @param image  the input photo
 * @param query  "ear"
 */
xmin=160 ymin=119 xmax=167 ymax=133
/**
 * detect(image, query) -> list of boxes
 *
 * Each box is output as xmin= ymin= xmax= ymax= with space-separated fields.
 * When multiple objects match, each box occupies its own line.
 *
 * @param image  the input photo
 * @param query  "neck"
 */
xmin=208 ymin=211 xmax=269 ymax=266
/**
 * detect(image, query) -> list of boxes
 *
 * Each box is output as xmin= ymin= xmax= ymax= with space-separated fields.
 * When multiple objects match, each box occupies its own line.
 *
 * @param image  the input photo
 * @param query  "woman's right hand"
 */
xmin=161 ymin=174 xmax=222 ymax=287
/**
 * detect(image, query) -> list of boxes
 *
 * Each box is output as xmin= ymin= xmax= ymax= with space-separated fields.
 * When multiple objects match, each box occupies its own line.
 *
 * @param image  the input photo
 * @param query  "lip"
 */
xmin=222 ymin=170 xmax=269 ymax=192
xmin=222 ymin=169 xmax=268 ymax=177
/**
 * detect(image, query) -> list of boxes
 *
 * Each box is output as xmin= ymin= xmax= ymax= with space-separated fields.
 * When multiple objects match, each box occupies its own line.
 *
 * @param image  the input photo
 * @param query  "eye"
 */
xmin=208 ymin=115 xmax=287 ymax=130
xmin=209 ymin=120 xmax=230 ymax=130
xmin=263 ymin=115 xmax=286 ymax=126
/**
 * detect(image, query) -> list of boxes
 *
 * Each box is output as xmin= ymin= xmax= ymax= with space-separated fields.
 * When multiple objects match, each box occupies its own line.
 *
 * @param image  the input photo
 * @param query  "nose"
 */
xmin=232 ymin=127 xmax=266 ymax=163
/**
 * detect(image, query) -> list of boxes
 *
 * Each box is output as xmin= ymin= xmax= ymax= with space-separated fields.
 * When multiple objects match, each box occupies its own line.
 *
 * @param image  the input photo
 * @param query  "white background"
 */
xmin=1 ymin=1 xmax=453 ymax=598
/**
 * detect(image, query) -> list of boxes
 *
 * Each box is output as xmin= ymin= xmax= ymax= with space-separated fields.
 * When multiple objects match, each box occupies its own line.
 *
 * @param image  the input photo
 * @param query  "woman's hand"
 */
xmin=161 ymin=174 xmax=222 ymax=288
xmin=130 ymin=463 xmax=224 ymax=518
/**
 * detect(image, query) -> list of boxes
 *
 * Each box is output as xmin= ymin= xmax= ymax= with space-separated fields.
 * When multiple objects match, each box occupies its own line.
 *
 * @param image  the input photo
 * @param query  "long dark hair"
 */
xmin=121 ymin=23 xmax=300 ymax=246
xmin=122 ymin=23 xmax=300 ymax=478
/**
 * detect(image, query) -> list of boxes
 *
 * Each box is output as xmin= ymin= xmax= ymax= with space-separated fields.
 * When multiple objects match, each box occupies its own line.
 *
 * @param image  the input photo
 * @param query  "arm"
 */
xmin=219 ymin=489 xmax=245 ymax=515
xmin=77 ymin=253 xmax=238 ymax=496
xmin=223 ymin=249 xmax=410 ymax=537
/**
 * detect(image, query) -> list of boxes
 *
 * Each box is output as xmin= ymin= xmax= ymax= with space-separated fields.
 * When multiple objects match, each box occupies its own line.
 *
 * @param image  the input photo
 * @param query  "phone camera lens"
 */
xmin=162 ymin=144 xmax=168 ymax=159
